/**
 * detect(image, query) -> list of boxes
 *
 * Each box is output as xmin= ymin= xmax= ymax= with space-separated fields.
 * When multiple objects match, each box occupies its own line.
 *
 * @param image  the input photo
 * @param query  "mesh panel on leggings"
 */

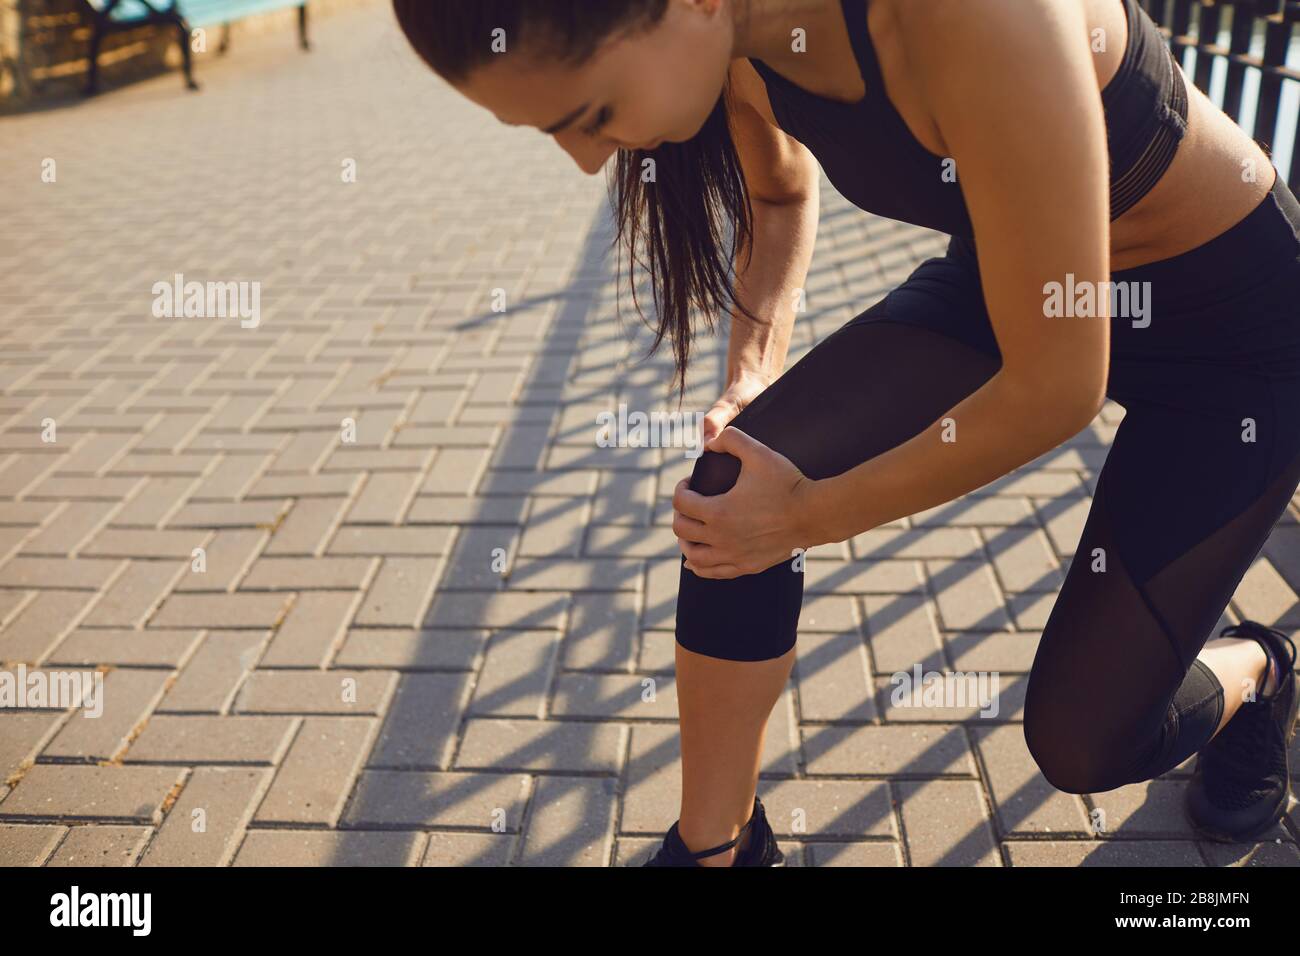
xmin=676 ymin=309 xmax=1002 ymax=662
xmin=1024 ymin=429 xmax=1300 ymax=794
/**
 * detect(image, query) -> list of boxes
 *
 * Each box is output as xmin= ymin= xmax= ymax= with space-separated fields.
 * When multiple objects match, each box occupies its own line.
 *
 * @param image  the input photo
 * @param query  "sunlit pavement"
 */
xmin=1 ymin=0 xmax=1297 ymax=866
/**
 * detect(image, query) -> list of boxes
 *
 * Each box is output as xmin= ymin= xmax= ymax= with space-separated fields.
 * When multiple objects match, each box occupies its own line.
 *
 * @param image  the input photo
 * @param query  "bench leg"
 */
xmin=299 ymin=4 xmax=310 ymax=52
xmin=173 ymin=16 xmax=199 ymax=90
xmin=83 ymin=18 xmax=105 ymax=95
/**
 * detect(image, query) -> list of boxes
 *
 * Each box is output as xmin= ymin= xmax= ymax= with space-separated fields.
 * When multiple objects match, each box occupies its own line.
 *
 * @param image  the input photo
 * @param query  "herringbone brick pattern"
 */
xmin=1 ymin=0 xmax=1298 ymax=867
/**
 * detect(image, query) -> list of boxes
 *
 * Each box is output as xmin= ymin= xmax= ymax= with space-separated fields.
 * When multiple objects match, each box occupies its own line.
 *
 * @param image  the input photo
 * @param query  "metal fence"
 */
xmin=1139 ymin=0 xmax=1300 ymax=187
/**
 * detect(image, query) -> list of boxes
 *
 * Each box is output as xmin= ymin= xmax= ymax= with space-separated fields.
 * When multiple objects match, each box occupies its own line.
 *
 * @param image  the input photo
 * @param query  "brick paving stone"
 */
xmin=253 ymin=717 xmax=378 ymax=826
xmin=421 ymin=831 xmax=516 ymax=866
xmin=240 ymin=556 xmax=378 ymax=591
xmin=47 ymin=825 xmax=152 ymax=867
xmin=896 ymin=779 xmax=1002 ymax=867
xmin=1005 ymin=841 xmax=1204 ymax=866
xmin=367 ymin=673 xmax=473 ymax=769
xmin=0 ymin=765 xmax=185 ymax=823
xmin=79 ymin=561 xmax=191 ymax=628
xmin=505 ymin=557 xmax=642 ymax=592
xmin=863 ymin=594 xmax=944 ymax=672
xmin=551 ymin=672 xmax=678 ymax=721
xmin=258 ymin=497 xmax=352 ymax=555
xmin=171 ymin=529 xmax=267 ymax=592
xmin=126 ymin=715 xmax=297 ymax=764
xmin=803 ymin=723 xmax=976 ymax=777
xmin=48 ymin=627 xmax=203 ymax=667
xmin=0 ymin=825 xmax=67 ymax=866
xmin=0 ymin=556 xmax=123 ymax=590
xmin=340 ymin=770 xmax=529 ymax=829
xmin=5 ymin=0 xmax=1296 ymax=867
xmin=562 ymin=591 xmax=639 ymax=670
xmin=81 ymin=529 xmax=213 ymax=559
xmin=139 ymin=767 xmax=271 ymax=866
xmin=926 ymin=559 xmax=1013 ymax=631
xmin=234 ymin=670 xmax=398 ymax=716
xmin=803 ymin=558 xmax=924 ymax=594
xmin=354 ymin=557 xmax=445 ymax=628
xmin=469 ymin=631 xmax=562 ymax=718
xmin=972 ymin=724 xmax=1092 ymax=836
xmin=807 ymin=842 xmax=905 ymax=866
xmin=406 ymin=494 xmax=528 ymax=526
xmin=981 ymin=525 xmax=1064 ymax=593
xmin=149 ymin=592 xmax=293 ymax=630
xmin=454 ymin=718 xmax=625 ymax=774
xmin=794 ymin=630 xmax=876 ymax=722
xmin=333 ymin=627 xmax=487 ymax=670
xmin=42 ymin=668 xmax=173 ymax=762
xmin=944 ymin=631 xmax=1041 ymax=673
xmin=0 ymin=712 xmax=62 ymax=780
xmin=262 ymin=591 xmax=363 ymax=666
xmin=232 ymin=829 xmax=424 ymax=866
xmin=424 ymin=591 xmax=566 ymax=630
xmin=516 ymin=775 xmax=618 ymax=867
xmin=1199 ymin=841 xmax=1300 ymax=867
xmin=22 ymin=502 xmax=119 ymax=554
xmin=157 ymin=631 xmax=269 ymax=713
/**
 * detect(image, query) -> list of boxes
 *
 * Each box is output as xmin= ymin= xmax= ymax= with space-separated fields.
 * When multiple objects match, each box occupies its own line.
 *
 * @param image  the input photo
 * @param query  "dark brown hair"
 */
xmin=391 ymin=0 xmax=759 ymax=400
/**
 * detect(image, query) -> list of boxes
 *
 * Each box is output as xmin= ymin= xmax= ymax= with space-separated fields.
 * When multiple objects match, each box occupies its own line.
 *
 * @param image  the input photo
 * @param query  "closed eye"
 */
xmin=581 ymin=105 xmax=612 ymax=137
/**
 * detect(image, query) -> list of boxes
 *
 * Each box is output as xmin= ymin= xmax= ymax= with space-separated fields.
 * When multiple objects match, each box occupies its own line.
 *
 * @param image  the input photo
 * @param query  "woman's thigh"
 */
xmin=690 ymin=243 xmax=1003 ymax=494
xmin=676 ymin=246 xmax=1004 ymax=662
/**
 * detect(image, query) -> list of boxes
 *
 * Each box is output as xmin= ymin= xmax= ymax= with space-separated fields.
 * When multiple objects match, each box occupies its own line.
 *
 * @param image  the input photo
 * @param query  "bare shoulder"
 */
xmin=727 ymin=56 xmax=778 ymax=127
xmin=725 ymin=57 xmax=820 ymax=204
xmin=886 ymin=0 xmax=1077 ymax=61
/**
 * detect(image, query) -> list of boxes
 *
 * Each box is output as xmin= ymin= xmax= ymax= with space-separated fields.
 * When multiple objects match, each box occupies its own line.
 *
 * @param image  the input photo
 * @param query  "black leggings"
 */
xmin=676 ymin=172 xmax=1300 ymax=794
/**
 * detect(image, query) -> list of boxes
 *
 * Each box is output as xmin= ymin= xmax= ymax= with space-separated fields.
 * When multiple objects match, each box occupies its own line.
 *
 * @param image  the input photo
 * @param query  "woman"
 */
xmin=392 ymin=0 xmax=1300 ymax=866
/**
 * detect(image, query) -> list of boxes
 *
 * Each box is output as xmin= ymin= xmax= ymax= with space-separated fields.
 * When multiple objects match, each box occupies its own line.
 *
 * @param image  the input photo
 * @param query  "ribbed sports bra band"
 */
xmin=746 ymin=0 xmax=1190 ymax=235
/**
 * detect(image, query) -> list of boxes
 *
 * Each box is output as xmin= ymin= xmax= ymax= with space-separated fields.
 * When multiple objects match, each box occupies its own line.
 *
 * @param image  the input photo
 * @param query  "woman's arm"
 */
xmin=702 ymin=71 xmax=822 ymax=439
xmin=725 ymin=195 xmax=819 ymax=386
xmin=801 ymin=0 xmax=1112 ymax=546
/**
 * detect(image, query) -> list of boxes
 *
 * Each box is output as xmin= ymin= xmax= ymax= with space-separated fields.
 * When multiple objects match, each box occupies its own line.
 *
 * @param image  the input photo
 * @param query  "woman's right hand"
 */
xmin=702 ymin=369 xmax=771 ymax=446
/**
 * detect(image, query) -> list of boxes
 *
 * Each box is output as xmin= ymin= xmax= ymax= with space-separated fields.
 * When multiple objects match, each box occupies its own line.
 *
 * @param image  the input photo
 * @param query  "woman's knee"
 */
xmin=1022 ymin=692 xmax=1144 ymax=795
xmin=689 ymin=447 xmax=741 ymax=496
xmin=675 ymin=555 xmax=803 ymax=661
xmin=674 ymin=447 xmax=803 ymax=662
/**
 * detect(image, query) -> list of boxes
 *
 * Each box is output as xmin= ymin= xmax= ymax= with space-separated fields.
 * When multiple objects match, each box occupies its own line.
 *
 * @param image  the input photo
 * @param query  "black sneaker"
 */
xmin=641 ymin=795 xmax=785 ymax=867
xmin=1184 ymin=621 xmax=1298 ymax=842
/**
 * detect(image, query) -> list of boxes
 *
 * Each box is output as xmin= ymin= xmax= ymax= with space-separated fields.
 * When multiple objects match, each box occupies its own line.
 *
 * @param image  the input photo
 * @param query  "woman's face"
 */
xmin=456 ymin=0 xmax=734 ymax=175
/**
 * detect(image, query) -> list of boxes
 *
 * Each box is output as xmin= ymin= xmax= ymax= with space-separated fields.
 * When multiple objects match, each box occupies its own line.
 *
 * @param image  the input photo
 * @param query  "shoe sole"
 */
xmin=1184 ymin=784 xmax=1291 ymax=843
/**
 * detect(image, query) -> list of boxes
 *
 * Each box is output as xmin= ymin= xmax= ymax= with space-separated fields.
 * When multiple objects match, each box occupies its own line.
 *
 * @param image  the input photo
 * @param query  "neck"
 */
xmin=731 ymin=0 xmax=832 ymax=61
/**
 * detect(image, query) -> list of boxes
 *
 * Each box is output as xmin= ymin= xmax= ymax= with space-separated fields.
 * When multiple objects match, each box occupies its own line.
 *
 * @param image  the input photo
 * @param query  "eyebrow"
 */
xmin=541 ymin=102 xmax=591 ymax=134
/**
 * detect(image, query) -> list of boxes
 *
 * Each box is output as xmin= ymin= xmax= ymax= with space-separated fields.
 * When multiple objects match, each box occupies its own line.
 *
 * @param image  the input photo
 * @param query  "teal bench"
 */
xmin=83 ymin=0 xmax=309 ymax=95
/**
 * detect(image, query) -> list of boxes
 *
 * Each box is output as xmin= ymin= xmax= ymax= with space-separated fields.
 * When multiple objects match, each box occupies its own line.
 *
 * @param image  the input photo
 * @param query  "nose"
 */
xmin=553 ymin=130 xmax=618 ymax=176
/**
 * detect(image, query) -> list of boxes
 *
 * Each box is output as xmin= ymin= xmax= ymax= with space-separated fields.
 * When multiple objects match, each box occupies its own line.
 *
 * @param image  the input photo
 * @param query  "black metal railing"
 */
xmin=1139 ymin=0 xmax=1300 ymax=188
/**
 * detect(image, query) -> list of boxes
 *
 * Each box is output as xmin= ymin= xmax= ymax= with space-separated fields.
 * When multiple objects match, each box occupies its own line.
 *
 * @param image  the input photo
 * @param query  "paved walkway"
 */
xmin=1 ymin=0 xmax=1297 ymax=867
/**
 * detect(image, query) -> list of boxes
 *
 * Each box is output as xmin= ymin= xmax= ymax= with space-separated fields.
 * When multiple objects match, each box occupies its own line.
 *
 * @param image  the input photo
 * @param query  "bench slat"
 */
xmin=91 ymin=0 xmax=303 ymax=25
xmin=179 ymin=0 xmax=304 ymax=28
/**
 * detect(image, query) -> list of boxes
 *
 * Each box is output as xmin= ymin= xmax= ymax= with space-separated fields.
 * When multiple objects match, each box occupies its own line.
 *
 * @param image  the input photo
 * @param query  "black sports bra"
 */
xmin=748 ymin=0 xmax=1189 ymax=240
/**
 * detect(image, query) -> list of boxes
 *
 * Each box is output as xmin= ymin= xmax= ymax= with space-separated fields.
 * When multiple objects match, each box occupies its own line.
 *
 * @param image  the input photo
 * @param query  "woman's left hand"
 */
xmin=672 ymin=426 xmax=820 ymax=580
